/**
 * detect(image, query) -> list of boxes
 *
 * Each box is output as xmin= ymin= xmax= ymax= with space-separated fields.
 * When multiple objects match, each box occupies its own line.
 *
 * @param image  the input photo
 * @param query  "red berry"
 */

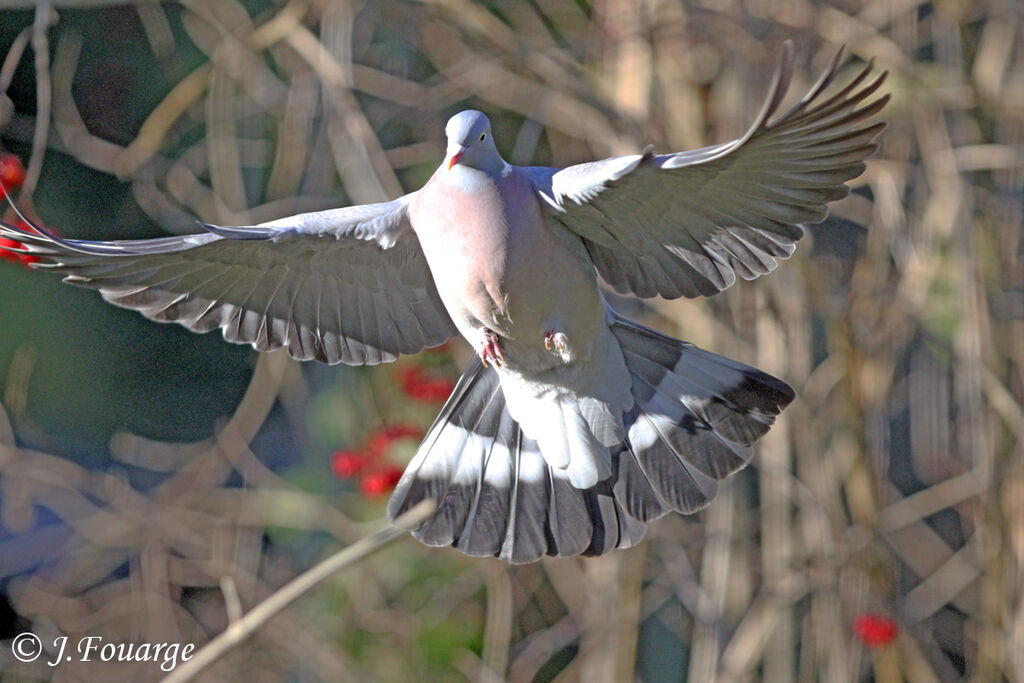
xmin=366 ymin=424 xmax=423 ymax=457
xmin=16 ymin=219 xmax=36 ymax=235
xmin=330 ymin=449 xmax=371 ymax=479
xmin=0 ymin=154 xmax=25 ymax=192
xmin=0 ymin=236 xmax=24 ymax=262
xmin=0 ymin=219 xmax=56 ymax=268
xmin=381 ymin=424 xmax=423 ymax=441
xmin=358 ymin=466 xmax=404 ymax=497
xmin=853 ymin=613 xmax=899 ymax=648
xmin=398 ymin=365 xmax=454 ymax=402
xmin=398 ymin=365 xmax=424 ymax=390
xmin=0 ymin=235 xmax=36 ymax=267
xmin=420 ymin=378 xmax=455 ymax=401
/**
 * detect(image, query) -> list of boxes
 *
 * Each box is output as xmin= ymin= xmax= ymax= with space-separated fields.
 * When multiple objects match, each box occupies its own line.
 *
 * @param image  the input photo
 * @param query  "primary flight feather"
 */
xmin=0 ymin=44 xmax=887 ymax=563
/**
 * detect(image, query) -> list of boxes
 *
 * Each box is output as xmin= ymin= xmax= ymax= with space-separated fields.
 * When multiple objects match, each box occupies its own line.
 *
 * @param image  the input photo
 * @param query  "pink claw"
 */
xmin=479 ymin=327 xmax=506 ymax=368
xmin=544 ymin=330 xmax=568 ymax=352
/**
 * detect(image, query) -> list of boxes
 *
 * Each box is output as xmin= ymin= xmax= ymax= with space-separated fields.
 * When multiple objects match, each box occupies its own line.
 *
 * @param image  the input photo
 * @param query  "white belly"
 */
xmin=410 ymin=165 xmax=605 ymax=372
xmin=410 ymin=162 xmax=635 ymax=478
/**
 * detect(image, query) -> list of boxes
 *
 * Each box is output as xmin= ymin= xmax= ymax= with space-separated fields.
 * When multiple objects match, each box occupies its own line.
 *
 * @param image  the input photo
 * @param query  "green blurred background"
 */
xmin=0 ymin=1 xmax=1021 ymax=681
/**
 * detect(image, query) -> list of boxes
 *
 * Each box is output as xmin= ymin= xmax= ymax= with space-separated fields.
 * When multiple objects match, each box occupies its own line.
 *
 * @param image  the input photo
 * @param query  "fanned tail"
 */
xmin=387 ymin=311 xmax=794 ymax=563
xmin=608 ymin=312 xmax=794 ymax=522
xmin=386 ymin=357 xmax=645 ymax=564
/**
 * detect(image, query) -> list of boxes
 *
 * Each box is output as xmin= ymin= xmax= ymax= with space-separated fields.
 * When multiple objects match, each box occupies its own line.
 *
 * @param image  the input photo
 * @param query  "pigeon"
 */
xmin=0 ymin=43 xmax=887 ymax=563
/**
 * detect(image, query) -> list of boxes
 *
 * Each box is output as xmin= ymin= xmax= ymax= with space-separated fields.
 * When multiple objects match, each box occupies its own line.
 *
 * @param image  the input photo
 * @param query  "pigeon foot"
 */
xmin=544 ymin=330 xmax=569 ymax=353
xmin=479 ymin=327 xmax=506 ymax=367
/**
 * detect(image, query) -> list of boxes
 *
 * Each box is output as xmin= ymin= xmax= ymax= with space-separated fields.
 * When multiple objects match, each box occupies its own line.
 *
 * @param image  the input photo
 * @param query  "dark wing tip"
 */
xmin=748 ymin=40 xmax=797 ymax=141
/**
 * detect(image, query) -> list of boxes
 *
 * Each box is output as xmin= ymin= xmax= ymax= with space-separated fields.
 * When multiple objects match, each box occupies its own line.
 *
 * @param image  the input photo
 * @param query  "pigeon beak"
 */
xmin=447 ymin=145 xmax=468 ymax=170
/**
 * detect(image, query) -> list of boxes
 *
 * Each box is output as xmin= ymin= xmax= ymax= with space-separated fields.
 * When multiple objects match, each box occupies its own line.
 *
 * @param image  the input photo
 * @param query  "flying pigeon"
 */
xmin=0 ymin=44 xmax=887 ymax=563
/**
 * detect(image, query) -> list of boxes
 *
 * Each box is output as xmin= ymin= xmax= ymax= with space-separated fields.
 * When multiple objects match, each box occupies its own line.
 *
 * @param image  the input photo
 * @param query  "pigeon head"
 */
xmin=444 ymin=110 xmax=503 ymax=174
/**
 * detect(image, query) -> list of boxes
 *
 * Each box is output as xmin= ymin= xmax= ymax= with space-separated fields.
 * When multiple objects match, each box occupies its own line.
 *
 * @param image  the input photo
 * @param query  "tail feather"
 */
xmin=388 ymin=360 xmax=501 ymax=548
xmin=421 ymin=388 xmax=506 ymax=547
xmin=625 ymin=358 xmax=751 ymax=480
xmin=627 ymin=410 xmax=721 ymax=513
xmin=673 ymin=345 xmax=792 ymax=445
xmin=582 ymin=481 xmax=649 ymax=556
xmin=500 ymin=432 xmax=551 ymax=562
xmin=612 ymin=439 xmax=671 ymax=522
xmin=387 ymin=311 xmax=794 ymax=563
xmin=545 ymin=466 xmax=594 ymax=556
xmin=610 ymin=312 xmax=793 ymax=517
xmin=388 ymin=357 xmax=643 ymax=563
xmin=455 ymin=408 xmax=517 ymax=556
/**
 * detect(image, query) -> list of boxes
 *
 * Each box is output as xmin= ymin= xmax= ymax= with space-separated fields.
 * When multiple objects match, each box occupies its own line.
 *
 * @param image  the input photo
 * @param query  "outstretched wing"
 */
xmin=0 ymin=197 xmax=458 ymax=365
xmin=527 ymin=43 xmax=889 ymax=299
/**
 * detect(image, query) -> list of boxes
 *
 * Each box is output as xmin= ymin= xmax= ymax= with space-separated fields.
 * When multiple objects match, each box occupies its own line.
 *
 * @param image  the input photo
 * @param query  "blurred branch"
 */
xmin=477 ymin=565 xmax=512 ymax=681
xmin=0 ymin=25 xmax=30 ymax=96
xmin=160 ymin=499 xmax=436 ymax=683
xmin=52 ymin=30 xmax=123 ymax=173
xmin=287 ymin=12 xmax=402 ymax=201
xmin=23 ymin=1 xmax=52 ymax=195
xmin=119 ymin=0 xmax=304 ymax=177
xmin=879 ymin=470 xmax=988 ymax=533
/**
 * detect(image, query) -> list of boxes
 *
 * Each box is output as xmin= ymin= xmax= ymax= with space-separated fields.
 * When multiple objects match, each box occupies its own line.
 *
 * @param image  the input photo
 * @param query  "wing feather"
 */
xmin=1 ymin=197 xmax=457 ymax=365
xmin=529 ymin=42 xmax=888 ymax=299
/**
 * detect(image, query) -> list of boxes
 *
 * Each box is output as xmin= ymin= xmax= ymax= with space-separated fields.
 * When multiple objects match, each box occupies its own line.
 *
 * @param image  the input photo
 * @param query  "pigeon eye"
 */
xmin=479 ymin=133 xmax=487 ymax=142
